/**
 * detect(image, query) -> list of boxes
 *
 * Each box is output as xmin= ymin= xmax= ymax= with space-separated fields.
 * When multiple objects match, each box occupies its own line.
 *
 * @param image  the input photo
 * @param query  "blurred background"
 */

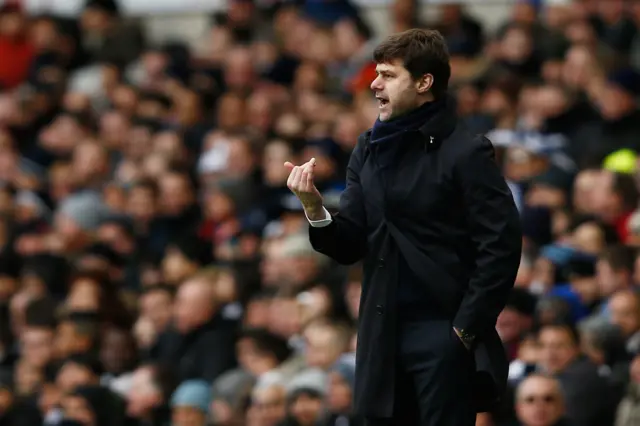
xmin=0 ymin=0 xmax=640 ymax=426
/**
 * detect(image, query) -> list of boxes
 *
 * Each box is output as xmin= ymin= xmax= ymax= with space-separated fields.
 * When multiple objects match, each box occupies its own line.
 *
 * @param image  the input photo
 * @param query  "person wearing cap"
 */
xmin=286 ymin=28 xmax=521 ymax=425
xmin=170 ymin=380 xmax=210 ymax=426
xmin=281 ymin=369 xmax=327 ymax=426
xmin=324 ymin=355 xmax=361 ymax=426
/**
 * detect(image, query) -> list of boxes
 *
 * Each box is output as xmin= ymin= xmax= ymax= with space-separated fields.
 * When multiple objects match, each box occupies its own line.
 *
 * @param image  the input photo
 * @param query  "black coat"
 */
xmin=150 ymin=313 xmax=237 ymax=383
xmin=309 ymin=98 xmax=522 ymax=418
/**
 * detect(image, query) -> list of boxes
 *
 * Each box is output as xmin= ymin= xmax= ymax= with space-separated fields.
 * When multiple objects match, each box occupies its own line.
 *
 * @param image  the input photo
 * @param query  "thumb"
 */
xmin=284 ymin=161 xmax=295 ymax=170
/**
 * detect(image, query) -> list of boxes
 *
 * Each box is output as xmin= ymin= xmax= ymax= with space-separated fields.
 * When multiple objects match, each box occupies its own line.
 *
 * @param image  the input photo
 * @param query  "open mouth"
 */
xmin=376 ymin=96 xmax=389 ymax=107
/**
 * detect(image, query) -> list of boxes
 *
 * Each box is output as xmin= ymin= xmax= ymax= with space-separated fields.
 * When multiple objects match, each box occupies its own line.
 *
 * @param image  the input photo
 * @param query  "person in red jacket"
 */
xmin=0 ymin=3 xmax=34 ymax=89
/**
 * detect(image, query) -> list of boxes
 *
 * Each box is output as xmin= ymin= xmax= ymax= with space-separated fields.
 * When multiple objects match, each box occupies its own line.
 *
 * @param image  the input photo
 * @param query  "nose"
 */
xmin=370 ymin=75 xmax=383 ymax=92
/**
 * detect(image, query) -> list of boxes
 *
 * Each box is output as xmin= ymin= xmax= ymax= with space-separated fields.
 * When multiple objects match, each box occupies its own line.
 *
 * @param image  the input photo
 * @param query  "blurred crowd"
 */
xmin=0 ymin=0 xmax=640 ymax=426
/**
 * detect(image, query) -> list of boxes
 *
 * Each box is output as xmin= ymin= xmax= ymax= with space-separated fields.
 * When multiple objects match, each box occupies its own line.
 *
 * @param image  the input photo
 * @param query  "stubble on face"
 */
xmin=372 ymin=59 xmax=419 ymax=122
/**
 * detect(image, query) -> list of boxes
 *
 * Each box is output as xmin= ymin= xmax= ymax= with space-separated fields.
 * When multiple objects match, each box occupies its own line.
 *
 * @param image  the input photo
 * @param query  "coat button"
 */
xmin=376 ymin=305 xmax=384 ymax=315
xmin=378 ymin=258 xmax=385 ymax=268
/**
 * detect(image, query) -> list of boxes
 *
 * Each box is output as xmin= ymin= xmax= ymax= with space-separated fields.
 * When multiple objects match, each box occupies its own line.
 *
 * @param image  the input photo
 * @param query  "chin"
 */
xmin=378 ymin=110 xmax=392 ymax=122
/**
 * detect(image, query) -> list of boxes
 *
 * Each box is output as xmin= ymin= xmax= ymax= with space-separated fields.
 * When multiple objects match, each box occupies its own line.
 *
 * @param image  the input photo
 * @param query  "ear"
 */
xmin=416 ymin=73 xmax=434 ymax=94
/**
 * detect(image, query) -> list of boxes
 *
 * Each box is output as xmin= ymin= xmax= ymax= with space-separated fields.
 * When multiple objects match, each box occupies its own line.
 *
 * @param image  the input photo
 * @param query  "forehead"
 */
xmin=520 ymin=377 xmax=556 ymax=395
xmin=375 ymin=59 xmax=405 ymax=74
xmin=540 ymin=327 xmax=571 ymax=341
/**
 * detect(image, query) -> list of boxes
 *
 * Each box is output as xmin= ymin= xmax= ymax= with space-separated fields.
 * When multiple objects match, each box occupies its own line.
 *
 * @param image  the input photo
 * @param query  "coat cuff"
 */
xmin=306 ymin=207 xmax=332 ymax=227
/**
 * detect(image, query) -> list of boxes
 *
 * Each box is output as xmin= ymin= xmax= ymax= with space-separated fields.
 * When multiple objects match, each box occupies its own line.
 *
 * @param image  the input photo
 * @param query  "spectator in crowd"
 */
xmin=515 ymin=374 xmax=568 ymax=426
xmin=616 ymin=349 xmax=640 ymax=426
xmin=537 ymin=322 xmax=617 ymax=426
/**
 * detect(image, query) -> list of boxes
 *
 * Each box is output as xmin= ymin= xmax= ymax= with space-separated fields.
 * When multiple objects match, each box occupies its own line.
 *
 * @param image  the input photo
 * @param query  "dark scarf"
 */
xmin=370 ymin=98 xmax=446 ymax=145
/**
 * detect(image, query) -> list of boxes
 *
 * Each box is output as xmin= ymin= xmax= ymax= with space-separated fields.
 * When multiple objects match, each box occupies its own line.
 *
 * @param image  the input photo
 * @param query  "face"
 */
xmin=99 ymin=110 xmax=129 ymax=149
xmin=370 ymin=59 xmax=431 ymax=122
xmin=172 ymin=406 xmax=207 ymax=426
xmin=173 ymin=281 xmax=213 ymax=334
xmin=54 ymin=322 xmax=82 ymax=359
xmin=224 ymin=49 xmax=254 ymax=92
xmin=327 ymin=372 xmax=351 ymax=413
xmin=159 ymin=173 xmax=194 ymax=216
xmin=571 ymin=223 xmax=605 ymax=255
xmin=127 ymin=126 xmax=153 ymax=161
xmin=161 ymin=249 xmax=198 ymax=286
xmin=609 ymin=293 xmax=640 ymax=337
xmin=21 ymin=327 xmax=54 ymax=368
xmin=538 ymin=327 xmax=579 ymax=374
xmin=530 ymin=258 xmax=555 ymax=293
xmin=500 ymin=28 xmax=532 ymax=63
xmin=516 ymin=376 xmax=564 ymax=426
xmin=562 ymin=46 xmax=595 ymax=89
xmin=226 ymin=138 xmax=254 ymax=178
xmin=251 ymin=386 xmax=286 ymax=426
xmin=290 ymin=393 xmax=323 ymax=426
xmin=57 ymin=363 xmax=96 ymax=393
xmin=596 ymin=259 xmax=625 ymax=298
xmin=66 ymin=279 xmax=101 ymax=311
xmin=101 ymin=328 xmax=135 ymax=374
xmin=140 ymin=290 xmax=173 ymax=332
xmin=127 ymin=186 xmax=157 ymax=223
xmin=263 ymin=141 xmax=292 ymax=186
xmin=127 ymin=367 xmax=162 ymax=418
xmin=304 ymin=326 xmax=342 ymax=370
xmin=266 ymin=298 xmax=302 ymax=339
xmin=210 ymin=399 xmax=233 ymax=425
xmin=496 ymin=308 xmax=528 ymax=344
xmin=62 ymin=395 xmax=95 ymax=426
xmin=205 ymin=190 xmax=235 ymax=222
xmin=598 ymin=85 xmax=635 ymax=121
xmin=14 ymin=360 xmax=44 ymax=395
xmin=244 ymin=298 xmax=270 ymax=328
xmin=573 ymin=170 xmax=599 ymax=214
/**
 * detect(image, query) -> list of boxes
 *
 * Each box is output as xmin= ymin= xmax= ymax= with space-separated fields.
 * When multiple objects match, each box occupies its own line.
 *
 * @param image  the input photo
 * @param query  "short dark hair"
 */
xmin=239 ymin=327 xmax=292 ymax=363
xmin=612 ymin=172 xmax=639 ymax=211
xmin=373 ymin=28 xmax=451 ymax=99
xmin=539 ymin=322 xmax=581 ymax=347
xmin=25 ymin=297 xmax=57 ymax=328
xmin=141 ymin=284 xmax=175 ymax=299
xmin=599 ymin=245 xmax=634 ymax=272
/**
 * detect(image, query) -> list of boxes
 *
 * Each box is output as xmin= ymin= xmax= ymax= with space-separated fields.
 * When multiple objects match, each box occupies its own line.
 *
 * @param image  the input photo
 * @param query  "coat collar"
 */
xmin=417 ymin=94 xmax=458 ymax=151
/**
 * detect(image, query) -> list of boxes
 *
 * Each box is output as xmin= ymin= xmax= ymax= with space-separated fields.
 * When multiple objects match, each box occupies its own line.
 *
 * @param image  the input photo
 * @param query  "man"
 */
xmin=53 ymin=312 xmax=100 ymax=360
xmin=537 ymin=322 xmax=617 ymax=426
xmin=126 ymin=363 xmax=177 ymax=426
xmin=609 ymin=290 xmax=640 ymax=354
xmin=150 ymin=276 xmax=237 ymax=382
xmin=285 ymin=29 xmax=522 ymax=425
xmin=514 ymin=374 xmax=568 ymax=426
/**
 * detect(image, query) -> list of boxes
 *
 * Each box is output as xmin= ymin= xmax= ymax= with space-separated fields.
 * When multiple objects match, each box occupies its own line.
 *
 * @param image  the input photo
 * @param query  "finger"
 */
xmin=287 ymin=165 xmax=298 ymax=189
xmin=290 ymin=166 xmax=303 ymax=190
xmin=301 ymin=166 xmax=310 ymax=190
xmin=300 ymin=157 xmax=315 ymax=169
xmin=305 ymin=168 xmax=314 ymax=190
xmin=284 ymin=161 xmax=295 ymax=170
xmin=303 ymin=162 xmax=315 ymax=189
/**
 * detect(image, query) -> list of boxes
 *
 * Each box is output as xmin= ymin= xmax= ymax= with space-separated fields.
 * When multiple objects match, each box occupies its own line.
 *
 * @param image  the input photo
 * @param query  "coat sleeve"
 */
xmin=452 ymin=136 xmax=522 ymax=341
xmin=308 ymin=136 xmax=368 ymax=265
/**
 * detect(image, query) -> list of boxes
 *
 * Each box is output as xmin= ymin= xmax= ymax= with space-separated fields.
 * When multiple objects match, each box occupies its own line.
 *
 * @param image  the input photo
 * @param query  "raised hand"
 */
xmin=284 ymin=157 xmax=325 ymax=220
